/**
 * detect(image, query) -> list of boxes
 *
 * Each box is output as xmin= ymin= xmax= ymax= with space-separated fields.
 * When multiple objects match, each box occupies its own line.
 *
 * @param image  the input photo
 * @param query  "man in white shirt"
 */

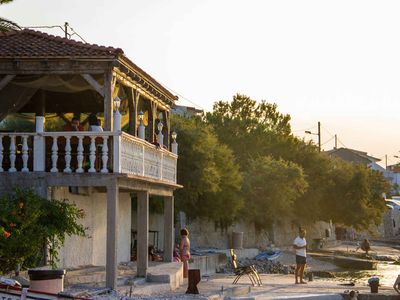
xmin=293 ymin=228 xmax=307 ymax=284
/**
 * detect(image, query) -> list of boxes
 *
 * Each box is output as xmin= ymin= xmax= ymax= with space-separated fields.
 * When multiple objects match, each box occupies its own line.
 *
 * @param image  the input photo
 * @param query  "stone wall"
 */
xmin=144 ymin=211 xmax=335 ymax=249
xmin=383 ymin=208 xmax=400 ymax=238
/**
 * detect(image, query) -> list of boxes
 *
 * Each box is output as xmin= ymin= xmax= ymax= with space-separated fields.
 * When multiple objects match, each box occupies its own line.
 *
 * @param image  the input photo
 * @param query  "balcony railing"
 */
xmin=0 ymin=131 xmax=177 ymax=184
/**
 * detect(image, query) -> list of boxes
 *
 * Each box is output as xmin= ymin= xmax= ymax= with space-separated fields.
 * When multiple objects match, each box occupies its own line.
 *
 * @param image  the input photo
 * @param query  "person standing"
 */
xmin=293 ymin=228 xmax=307 ymax=284
xmin=180 ymin=228 xmax=191 ymax=278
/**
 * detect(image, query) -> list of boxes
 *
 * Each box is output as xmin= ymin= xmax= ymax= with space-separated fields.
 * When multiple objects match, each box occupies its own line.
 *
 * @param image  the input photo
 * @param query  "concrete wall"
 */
xmin=54 ymin=187 xmax=131 ymax=268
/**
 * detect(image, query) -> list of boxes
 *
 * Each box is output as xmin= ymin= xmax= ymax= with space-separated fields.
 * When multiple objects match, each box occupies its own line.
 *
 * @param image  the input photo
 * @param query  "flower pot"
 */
xmin=28 ymin=269 xmax=66 ymax=294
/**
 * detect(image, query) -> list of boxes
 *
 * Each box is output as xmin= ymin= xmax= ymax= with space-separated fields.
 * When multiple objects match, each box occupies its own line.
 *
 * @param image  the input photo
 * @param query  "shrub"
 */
xmin=0 ymin=188 xmax=86 ymax=274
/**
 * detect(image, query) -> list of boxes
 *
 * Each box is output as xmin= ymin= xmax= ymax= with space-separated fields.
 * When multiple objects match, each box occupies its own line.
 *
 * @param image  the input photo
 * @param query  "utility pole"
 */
xmin=385 ymin=154 xmax=388 ymax=169
xmin=317 ymin=121 xmax=321 ymax=152
xmin=334 ymin=134 xmax=337 ymax=149
xmin=305 ymin=121 xmax=321 ymax=152
xmin=64 ymin=22 xmax=69 ymax=39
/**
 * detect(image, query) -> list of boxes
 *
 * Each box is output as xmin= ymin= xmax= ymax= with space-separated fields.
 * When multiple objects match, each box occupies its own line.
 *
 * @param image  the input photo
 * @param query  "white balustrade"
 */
xmin=101 ymin=136 xmax=109 ymax=173
xmin=9 ymin=136 xmax=16 ymax=173
xmin=50 ymin=136 xmax=58 ymax=172
xmin=21 ymin=135 xmax=29 ymax=172
xmin=0 ymin=133 xmax=35 ymax=172
xmin=64 ymin=136 xmax=72 ymax=173
xmin=144 ymin=146 xmax=161 ymax=179
xmin=120 ymin=133 xmax=144 ymax=176
xmin=0 ymin=131 xmax=177 ymax=184
xmin=76 ymin=136 xmax=84 ymax=173
xmin=118 ymin=132 xmax=177 ymax=183
xmin=88 ymin=137 xmax=96 ymax=173
xmin=162 ymin=152 xmax=178 ymax=183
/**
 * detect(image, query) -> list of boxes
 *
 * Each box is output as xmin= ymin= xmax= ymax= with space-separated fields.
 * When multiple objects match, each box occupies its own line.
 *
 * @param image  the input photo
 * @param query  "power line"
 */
xmin=151 ymin=80 xmax=206 ymax=111
xmin=336 ymin=137 xmax=348 ymax=148
xmin=23 ymin=22 xmax=87 ymax=43
xmin=321 ymin=135 xmax=335 ymax=146
xmin=292 ymin=125 xmax=316 ymax=133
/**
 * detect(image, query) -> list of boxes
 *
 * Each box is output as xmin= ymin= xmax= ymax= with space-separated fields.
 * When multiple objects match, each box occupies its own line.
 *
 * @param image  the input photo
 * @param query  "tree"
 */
xmin=0 ymin=189 xmax=86 ymax=274
xmin=321 ymin=162 xmax=390 ymax=230
xmin=0 ymin=17 xmax=20 ymax=32
xmin=172 ymin=115 xmax=243 ymax=225
xmin=206 ymin=94 xmax=292 ymax=169
xmin=206 ymin=93 xmax=391 ymax=231
xmin=243 ymin=156 xmax=308 ymax=230
xmin=0 ymin=1 xmax=21 ymax=32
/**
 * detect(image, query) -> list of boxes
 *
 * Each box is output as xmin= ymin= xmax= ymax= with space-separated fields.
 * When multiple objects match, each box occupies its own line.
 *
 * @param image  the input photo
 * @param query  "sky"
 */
xmin=2 ymin=0 xmax=400 ymax=165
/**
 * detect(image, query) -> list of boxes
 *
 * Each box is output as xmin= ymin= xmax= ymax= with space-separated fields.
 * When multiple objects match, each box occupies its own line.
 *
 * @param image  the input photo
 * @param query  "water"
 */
xmin=332 ymin=262 xmax=400 ymax=287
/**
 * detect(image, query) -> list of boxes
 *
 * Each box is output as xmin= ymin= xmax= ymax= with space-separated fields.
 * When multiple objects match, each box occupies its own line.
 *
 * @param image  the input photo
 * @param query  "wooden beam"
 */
xmin=127 ymin=88 xmax=138 ymax=136
xmin=81 ymin=74 xmax=104 ymax=97
xmin=103 ymin=71 xmax=114 ymax=131
xmin=112 ymin=70 xmax=171 ymax=111
xmin=150 ymin=102 xmax=158 ymax=142
xmin=165 ymin=110 xmax=170 ymax=150
xmin=0 ymin=75 xmax=15 ymax=91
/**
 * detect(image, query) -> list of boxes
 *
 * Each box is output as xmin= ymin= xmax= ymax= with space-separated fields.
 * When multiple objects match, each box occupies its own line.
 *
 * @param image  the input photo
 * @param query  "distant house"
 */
xmin=325 ymin=147 xmax=381 ymax=168
xmin=325 ymin=147 xmax=397 ymax=193
xmin=172 ymin=105 xmax=203 ymax=118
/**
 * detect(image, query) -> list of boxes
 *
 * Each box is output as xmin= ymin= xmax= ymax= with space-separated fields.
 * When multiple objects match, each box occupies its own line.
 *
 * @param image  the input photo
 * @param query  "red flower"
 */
xmin=9 ymin=223 xmax=16 ymax=228
xmin=2 ymin=229 xmax=11 ymax=238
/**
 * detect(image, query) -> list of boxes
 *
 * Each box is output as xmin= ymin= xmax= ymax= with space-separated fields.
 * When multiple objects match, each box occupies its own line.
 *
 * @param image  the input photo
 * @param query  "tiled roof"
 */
xmin=0 ymin=29 xmax=123 ymax=58
xmin=0 ymin=29 xmax=178 ymax=102
xmin=325 ymin=147 xmax=380 ymax=165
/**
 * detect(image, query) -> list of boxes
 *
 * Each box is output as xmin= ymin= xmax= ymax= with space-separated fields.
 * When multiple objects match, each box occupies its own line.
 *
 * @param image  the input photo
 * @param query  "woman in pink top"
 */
xmin=180 ymin=228 xmax=191 ymax=278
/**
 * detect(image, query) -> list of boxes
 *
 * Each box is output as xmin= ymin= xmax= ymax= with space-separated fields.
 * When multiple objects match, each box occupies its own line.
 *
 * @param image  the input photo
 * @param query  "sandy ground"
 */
xmin=94 ymin=241 xmax=400 ymax=299
xmin=135 ymin=273 xmax=398 ymax=299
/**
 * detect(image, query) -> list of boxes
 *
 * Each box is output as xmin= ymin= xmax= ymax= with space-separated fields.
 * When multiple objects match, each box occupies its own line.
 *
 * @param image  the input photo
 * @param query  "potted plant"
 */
xmin=0 ymin=188 xmax=86 ymax=292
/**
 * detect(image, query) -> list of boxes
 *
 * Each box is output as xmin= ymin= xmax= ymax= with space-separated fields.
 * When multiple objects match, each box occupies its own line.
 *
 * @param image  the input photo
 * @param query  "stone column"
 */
xmin=137 ymin=191 xmax=149 ymax=277
xmin=163 ymin=196 xmax=174 ymax=262
xmin=106 ymin=184 xmax=119 ymax=289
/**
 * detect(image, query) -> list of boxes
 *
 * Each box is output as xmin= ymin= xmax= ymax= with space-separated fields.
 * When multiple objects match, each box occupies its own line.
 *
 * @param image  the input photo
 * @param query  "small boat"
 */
xmin=0 ymin=278 xmax=90 ymax=300
xmin=255 ymin=250 xmax=282 ymax=260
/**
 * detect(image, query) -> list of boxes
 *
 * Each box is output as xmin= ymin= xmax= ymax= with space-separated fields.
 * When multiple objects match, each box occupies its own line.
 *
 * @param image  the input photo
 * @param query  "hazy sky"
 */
xmin=2 ymin=0 xmax=400 ymax=164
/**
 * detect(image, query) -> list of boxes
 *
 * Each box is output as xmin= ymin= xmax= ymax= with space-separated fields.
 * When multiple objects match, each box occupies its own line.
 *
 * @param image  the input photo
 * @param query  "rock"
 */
xmin=224 ymin=258 xmax=293 ymax=274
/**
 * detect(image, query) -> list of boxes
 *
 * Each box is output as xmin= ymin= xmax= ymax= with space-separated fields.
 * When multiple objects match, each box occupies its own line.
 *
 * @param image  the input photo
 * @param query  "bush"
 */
xmin=0 ymin=189 xmax=86 ymax=274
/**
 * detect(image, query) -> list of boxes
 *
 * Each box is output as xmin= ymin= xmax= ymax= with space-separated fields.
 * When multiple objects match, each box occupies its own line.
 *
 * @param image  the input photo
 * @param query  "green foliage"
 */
xmin=207 ymin=94 xmax=292 ymax=169
xmin=243 ymin=156 xmax=308 ymax=230
xmin=205 ymin=93 xmax=391 ymax=231
xmin=0 ymin=189 xmax=86 ymax=274
xmin=321 ymin=162 xmax=390 ymax=230
xmin=172 ymin=115 xmax=243 ymax=226
xmin=0 ymin=114 xmax=35 ymax=132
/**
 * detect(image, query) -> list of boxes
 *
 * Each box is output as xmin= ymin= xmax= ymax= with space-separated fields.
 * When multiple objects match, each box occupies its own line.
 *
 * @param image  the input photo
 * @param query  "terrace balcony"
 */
xmin=0 ymin=125 xmax=178 ymax=185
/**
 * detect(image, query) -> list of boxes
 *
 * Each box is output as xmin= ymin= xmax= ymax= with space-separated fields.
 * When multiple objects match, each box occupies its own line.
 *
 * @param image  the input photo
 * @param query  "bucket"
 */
xmin=231 ymin=232 xmax=243 ymax=249
xmin=28 ymin=269 xmax=66 ymax=294
xmin=370 ymin=281 xmax=379 ymax=293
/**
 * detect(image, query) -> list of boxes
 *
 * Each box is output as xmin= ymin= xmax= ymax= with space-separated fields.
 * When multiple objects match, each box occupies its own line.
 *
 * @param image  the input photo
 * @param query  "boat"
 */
xmin=0 ymin=278 xmax=91 ymax=300
xmin=255 ymin=250 xmax=282 ymax=260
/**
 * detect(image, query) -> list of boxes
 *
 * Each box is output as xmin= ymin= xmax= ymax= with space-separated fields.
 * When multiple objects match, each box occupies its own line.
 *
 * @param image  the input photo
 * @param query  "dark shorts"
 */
xmin=296 ymin=255 xmax=306 ymax=265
